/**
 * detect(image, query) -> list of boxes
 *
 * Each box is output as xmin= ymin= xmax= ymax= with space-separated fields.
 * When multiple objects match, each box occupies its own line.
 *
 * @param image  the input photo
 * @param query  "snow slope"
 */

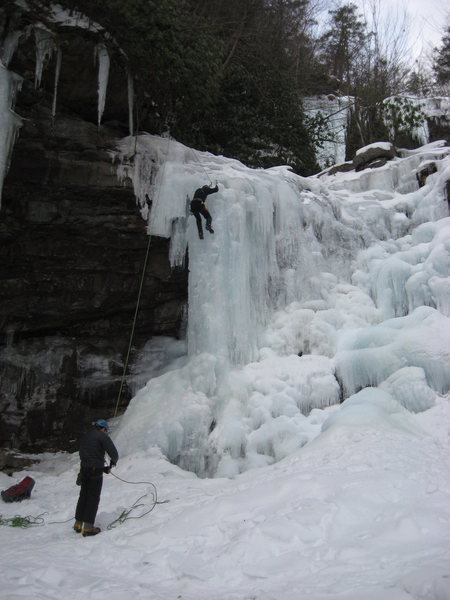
xmin=0 ymin=396 xmax=449 ymax=600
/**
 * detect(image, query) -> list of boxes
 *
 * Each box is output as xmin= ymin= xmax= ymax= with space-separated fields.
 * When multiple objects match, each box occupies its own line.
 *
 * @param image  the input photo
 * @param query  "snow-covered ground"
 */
xmin=1 ymin=139 xmax=449 ymax=599
xmin=1 ymin=400 xmax=449 ymax=600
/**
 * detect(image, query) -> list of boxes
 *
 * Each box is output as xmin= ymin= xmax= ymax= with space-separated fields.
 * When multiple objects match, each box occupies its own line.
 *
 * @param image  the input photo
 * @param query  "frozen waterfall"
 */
xmin=114 ymin=136 xmax=450 ymax=478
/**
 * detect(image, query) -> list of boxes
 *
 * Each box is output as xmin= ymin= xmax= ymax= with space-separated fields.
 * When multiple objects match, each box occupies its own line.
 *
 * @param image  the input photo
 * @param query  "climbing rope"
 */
xmin=113 ymin=135 xmax=172 ymax=419
xmin=0 ymin=473 xmax=167 ymax=530
xmin=190 ymin=147 xmax=213 ymax=184
xmin=113 ymin=134 xmax=217 ymax=419
xmin=0 ymin=513 xmax=46 ymax=528
xmin=113 ymin=228 xmax=153 ymax=419
xmin=107 ymin=471 xmax=168 ymax=529
xmin=106 ymin=494 xmax=153 ymax=529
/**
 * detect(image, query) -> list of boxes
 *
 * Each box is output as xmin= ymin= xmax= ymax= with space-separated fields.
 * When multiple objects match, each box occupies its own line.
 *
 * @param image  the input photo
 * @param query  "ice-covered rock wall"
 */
xmin=114 ymin=136 xmax=450 ymax=477
xmin=304 ymin=95 xmax=352 ymax=168
xmin=383 ymin=96 xmax=450 ymax=147
xmin=0 ymin=7 xmax=185 ymax=453
xmin=305 ymin=95 xmax=450 ymax=170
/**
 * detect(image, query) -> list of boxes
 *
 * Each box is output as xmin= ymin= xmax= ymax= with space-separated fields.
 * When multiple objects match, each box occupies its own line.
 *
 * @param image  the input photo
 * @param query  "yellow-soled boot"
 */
xmin=73 ymin=520 xmax=82 ymax=533
xmin=82 ymin=523 xmax=101 ymax=537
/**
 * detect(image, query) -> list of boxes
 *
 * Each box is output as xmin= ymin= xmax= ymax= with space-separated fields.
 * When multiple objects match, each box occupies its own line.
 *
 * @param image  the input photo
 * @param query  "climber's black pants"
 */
xmin=190 ymin=199 xmax=212 ymax=238
xmin=75 ymin=466 xmax=103 ymax=524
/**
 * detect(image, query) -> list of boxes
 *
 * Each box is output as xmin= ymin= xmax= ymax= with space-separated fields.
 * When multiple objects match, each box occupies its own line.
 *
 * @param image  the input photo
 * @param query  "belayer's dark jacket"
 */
xmin=79 ymin=427 xmax=119 ymax=469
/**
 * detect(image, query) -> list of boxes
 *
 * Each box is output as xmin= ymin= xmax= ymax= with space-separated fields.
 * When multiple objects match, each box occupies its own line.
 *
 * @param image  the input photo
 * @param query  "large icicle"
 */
xmin=51 ymin=47 xmax=62 ymax=118
xmin=0 ymin=63 xmax=22 ymax=207
xmin=127 ymin=69 xmax=134 ymax=136
xmin=34 ymin=26 xmax=55 ymax=89
xmin=1 ymin=30 xmax=22 ymax=67
xmin=94 ymin=43 xmax=110 ymax=126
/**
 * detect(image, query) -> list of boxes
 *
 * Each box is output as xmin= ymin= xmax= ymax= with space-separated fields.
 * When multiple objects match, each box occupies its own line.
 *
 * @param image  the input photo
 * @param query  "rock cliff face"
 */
xmin=0 ymin=6 xmax=188 ymax=454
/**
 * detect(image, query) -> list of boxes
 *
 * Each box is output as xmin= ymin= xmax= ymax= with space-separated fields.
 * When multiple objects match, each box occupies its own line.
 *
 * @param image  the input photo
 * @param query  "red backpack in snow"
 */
xmin=1 ymin=476 xmax=35 ymax=502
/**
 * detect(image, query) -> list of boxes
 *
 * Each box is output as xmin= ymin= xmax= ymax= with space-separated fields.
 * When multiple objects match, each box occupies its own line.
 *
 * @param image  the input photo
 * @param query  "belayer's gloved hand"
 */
xmin=103 ymin=466 xmax=111 ymax=474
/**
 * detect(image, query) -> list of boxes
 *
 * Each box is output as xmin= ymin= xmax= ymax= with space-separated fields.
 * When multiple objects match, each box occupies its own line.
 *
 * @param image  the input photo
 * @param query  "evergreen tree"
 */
xmin=433 ymin=26 xmax=450 ymax=92
xmin=201 ymin=0 xmax=319 ymax=174
xmin=319 ymin=3 xmax=366 ymax=95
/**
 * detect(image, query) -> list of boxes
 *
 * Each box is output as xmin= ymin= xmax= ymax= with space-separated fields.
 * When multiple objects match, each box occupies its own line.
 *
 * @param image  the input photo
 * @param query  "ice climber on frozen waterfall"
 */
xmin=190 ymin=182 xmax=219 ymax=239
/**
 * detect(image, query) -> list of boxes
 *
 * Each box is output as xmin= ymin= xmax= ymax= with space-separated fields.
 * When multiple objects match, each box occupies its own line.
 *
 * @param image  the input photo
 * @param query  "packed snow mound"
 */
xmin=113 ymin=137 xmax=450 ymax=478
xmin=321 ymin=387 xmax=426 ymax=434
xmin=335 ymin=306 xmax=450 ymax=397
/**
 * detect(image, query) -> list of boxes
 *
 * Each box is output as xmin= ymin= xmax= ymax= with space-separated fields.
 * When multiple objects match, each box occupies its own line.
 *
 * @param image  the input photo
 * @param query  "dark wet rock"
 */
xmin=416 ymin=161 xmax=438 ymax=187
xmin=0 ymin=13 xmax=188 ymax=454
xmin=353 ymin=142 xmax=398 ymax=171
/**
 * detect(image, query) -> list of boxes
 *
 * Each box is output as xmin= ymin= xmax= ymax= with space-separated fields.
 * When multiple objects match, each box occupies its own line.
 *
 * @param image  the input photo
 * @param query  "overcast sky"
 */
xmin=320 ymin=0 xmax=448 ymax=61
xmin=380 ymin=0 xmax=447 ymax=56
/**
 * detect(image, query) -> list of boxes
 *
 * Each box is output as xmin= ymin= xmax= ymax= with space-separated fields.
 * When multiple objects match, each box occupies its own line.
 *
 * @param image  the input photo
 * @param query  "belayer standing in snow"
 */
xmin=190 ymin=182 xmax=219 ymax=239
xmin=74 ymin=419 xmax=119 ymax=537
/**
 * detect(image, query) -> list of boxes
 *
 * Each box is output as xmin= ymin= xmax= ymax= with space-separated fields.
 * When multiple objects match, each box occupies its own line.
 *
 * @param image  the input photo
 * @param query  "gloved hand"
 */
xmin=103 ymin=466 xmax=111 ymax=474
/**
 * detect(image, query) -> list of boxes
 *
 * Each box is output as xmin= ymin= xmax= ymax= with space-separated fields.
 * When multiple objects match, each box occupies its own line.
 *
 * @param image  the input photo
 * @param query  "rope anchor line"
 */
xmin=113 ymin=135 xmax=172 ymax=419
xmin=113 ymin=137 xmax=215 ymax=418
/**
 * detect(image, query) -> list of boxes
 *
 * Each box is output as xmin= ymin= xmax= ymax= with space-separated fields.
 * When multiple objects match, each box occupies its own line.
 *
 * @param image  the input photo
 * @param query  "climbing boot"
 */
xmin=73 ymin=520 xmax=82 ymax=533
xmin=206 ymin=224 xmax=214 ymax=234
xmin=82 ymin=524 xmax=101 ymax=537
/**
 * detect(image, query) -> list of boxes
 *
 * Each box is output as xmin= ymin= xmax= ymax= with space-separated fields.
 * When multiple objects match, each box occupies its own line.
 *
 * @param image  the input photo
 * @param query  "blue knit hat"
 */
xmin=95 ymin=419 xmax=109 ymax=432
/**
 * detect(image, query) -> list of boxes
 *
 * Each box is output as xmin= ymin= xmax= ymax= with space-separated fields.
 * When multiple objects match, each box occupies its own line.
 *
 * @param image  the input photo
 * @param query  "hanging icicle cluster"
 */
xmin=0 ymin=2 xmax=137 ymax=205
xmin=34 ymin=27 xmax=55 ymax=89
xmin=127 ymin=69 xmax=134 ymax=136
